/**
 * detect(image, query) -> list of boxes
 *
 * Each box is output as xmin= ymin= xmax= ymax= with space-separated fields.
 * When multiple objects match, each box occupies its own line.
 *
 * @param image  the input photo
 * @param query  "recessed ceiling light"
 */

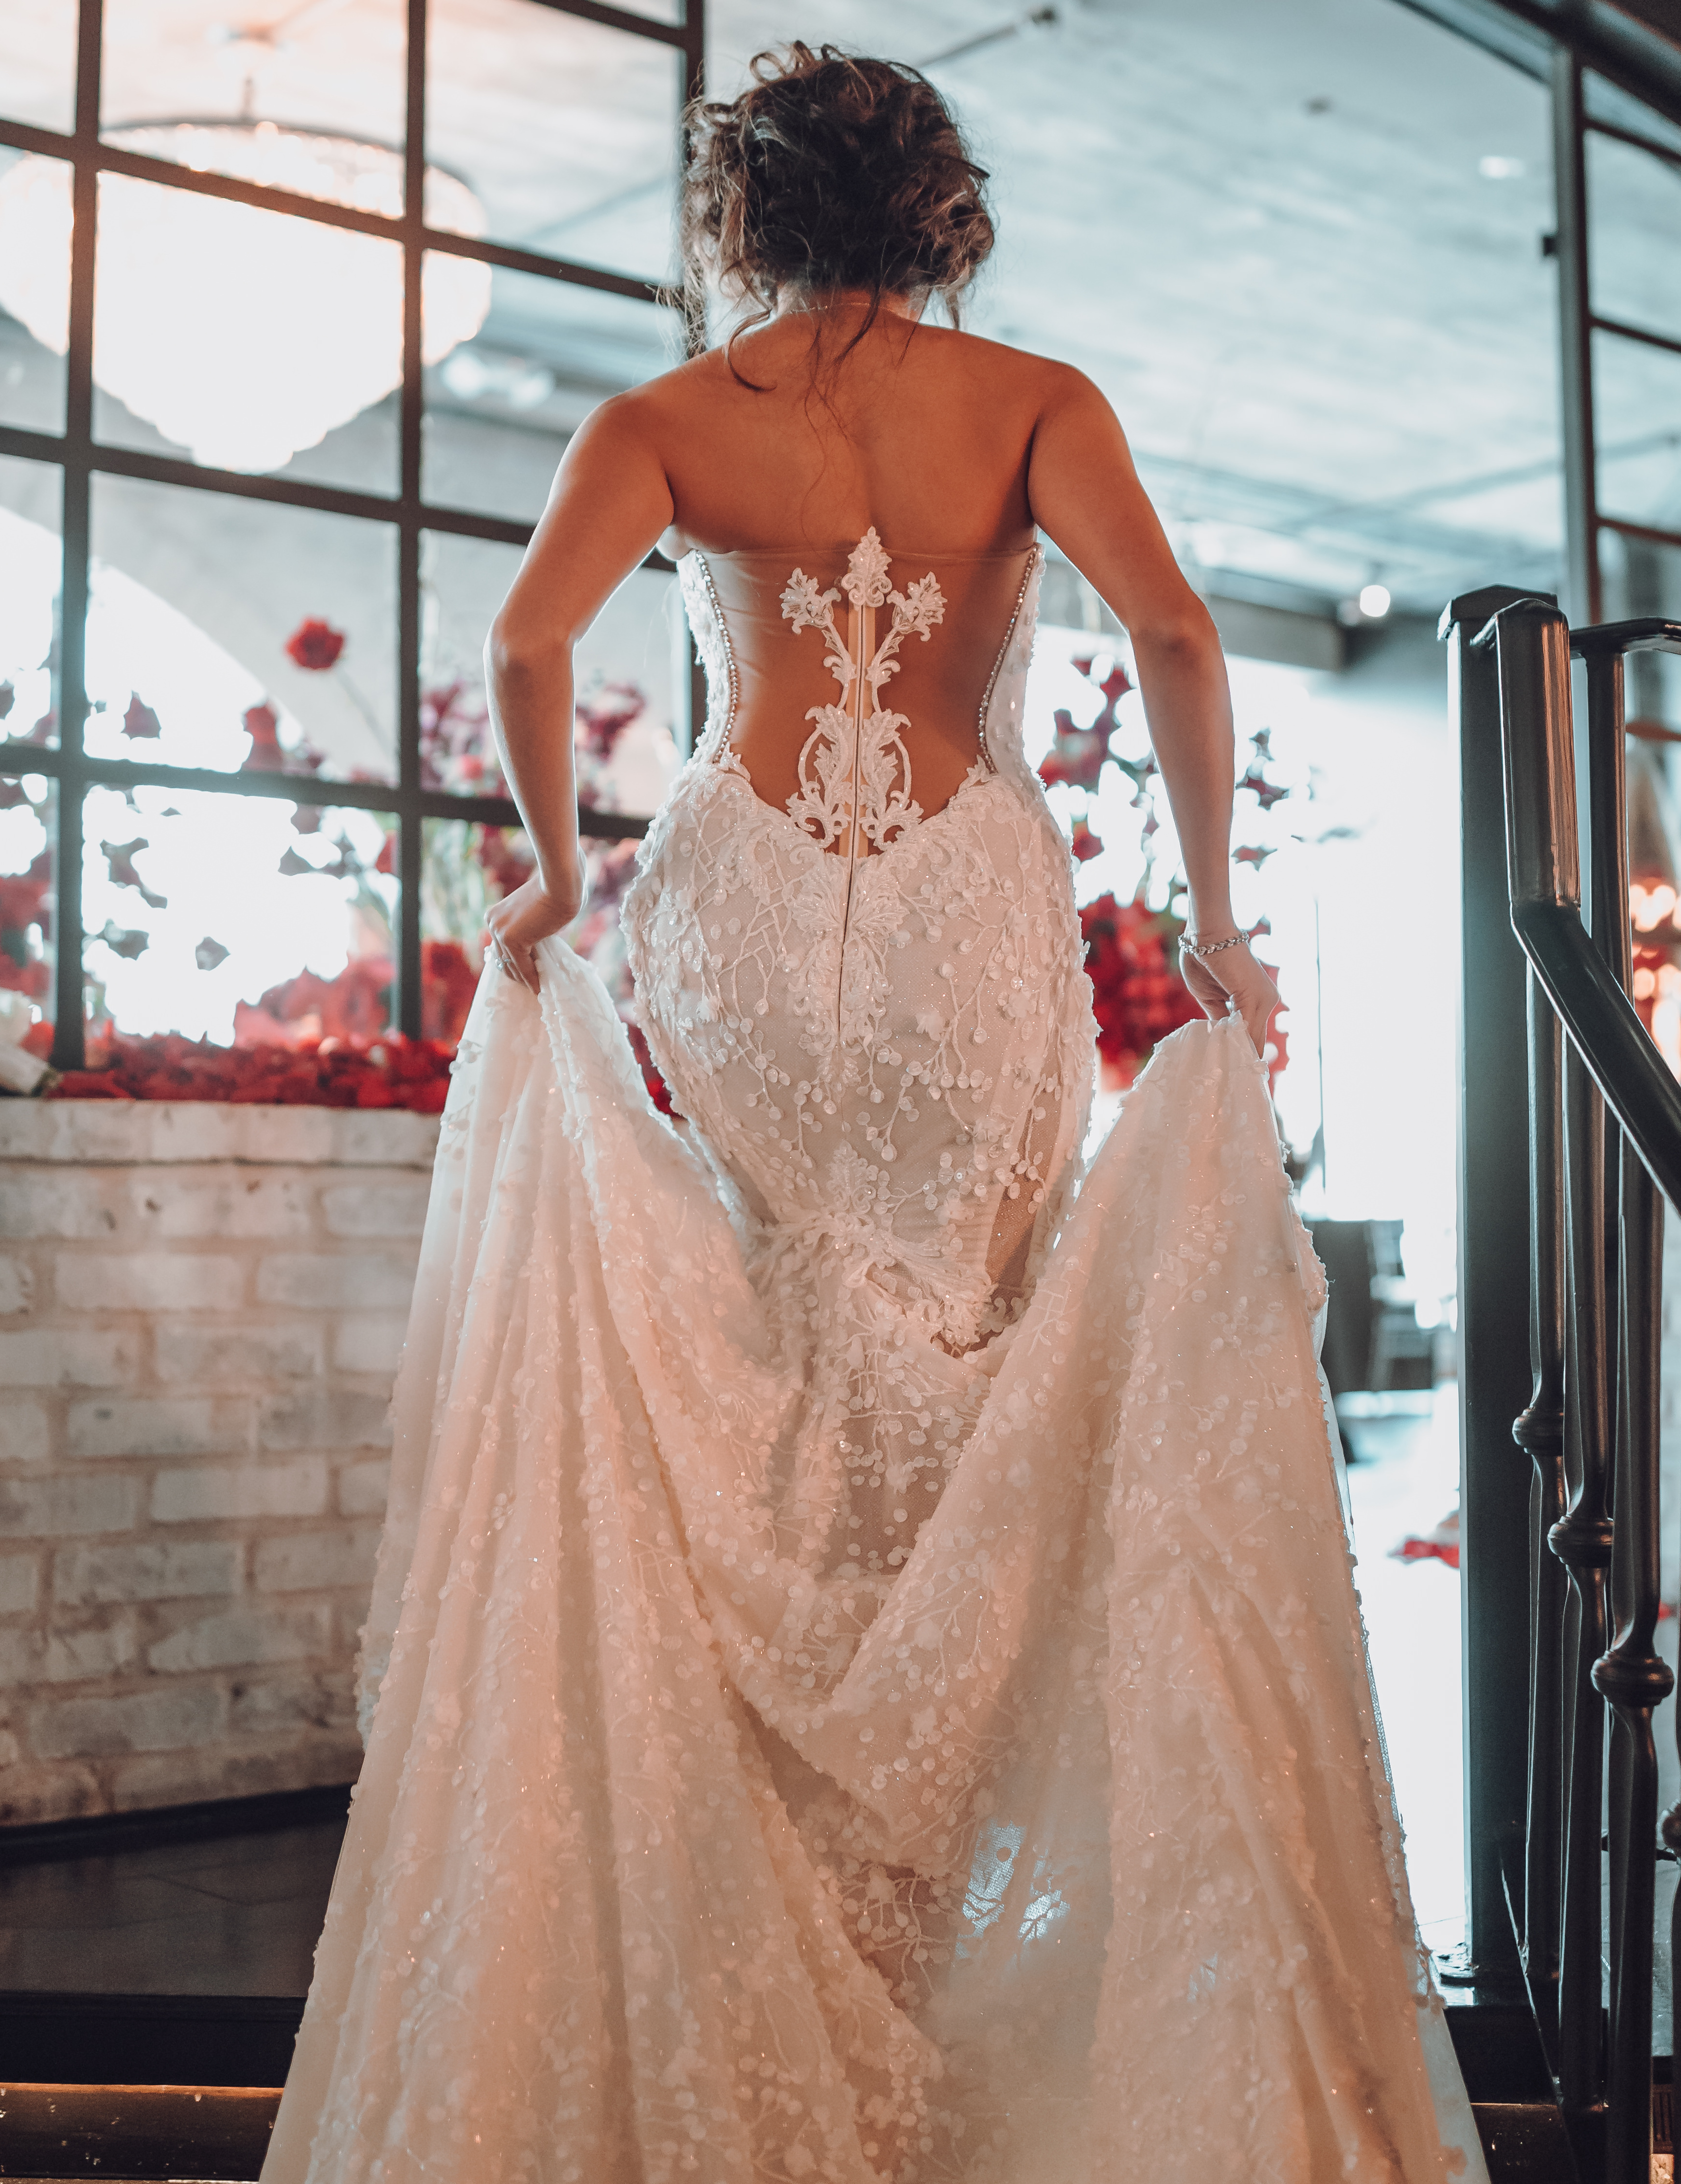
xmin=1478 ymin=155 xmax=1526 ymax=180
xmin=1359 ymin=582 xmax=1392 ymax=619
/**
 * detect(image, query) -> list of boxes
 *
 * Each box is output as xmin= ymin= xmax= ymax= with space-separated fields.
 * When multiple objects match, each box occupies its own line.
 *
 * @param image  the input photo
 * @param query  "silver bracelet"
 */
xmin=1181 ymin=931 xmax=1250 ymax=960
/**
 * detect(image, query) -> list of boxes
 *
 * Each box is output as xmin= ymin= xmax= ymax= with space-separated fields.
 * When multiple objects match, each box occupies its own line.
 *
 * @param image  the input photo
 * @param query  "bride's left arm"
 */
xmin=482 ymin=395 xmax=675 ymax=989
xmin=1024 ymin=365 xmax=1279 ymax=1054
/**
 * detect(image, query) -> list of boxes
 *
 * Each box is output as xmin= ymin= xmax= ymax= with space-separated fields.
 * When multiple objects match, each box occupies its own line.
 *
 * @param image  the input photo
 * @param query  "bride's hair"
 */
xmin=680 ymin=43 xmax=994 ymax=352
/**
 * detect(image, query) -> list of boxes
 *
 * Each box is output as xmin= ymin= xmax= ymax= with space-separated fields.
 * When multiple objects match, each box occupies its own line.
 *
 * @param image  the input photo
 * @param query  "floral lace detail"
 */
xmin=777 ymin=530 xmax=948 ymax=855
xmin=266 ymin=538 xmax=1487 ymax=2184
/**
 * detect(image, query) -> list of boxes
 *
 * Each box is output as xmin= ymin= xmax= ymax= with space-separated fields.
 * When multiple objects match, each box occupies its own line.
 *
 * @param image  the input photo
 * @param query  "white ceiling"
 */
xmin=713 ymin=0 xmax=1576 ymax=611
xmin=4 ymin=0 xmax=1679 ymax=616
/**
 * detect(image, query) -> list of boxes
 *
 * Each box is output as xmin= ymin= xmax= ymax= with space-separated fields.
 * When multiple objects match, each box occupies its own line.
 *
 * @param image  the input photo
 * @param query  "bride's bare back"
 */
xmin=653 ymin=309 xmax=1042 ymax=560
xmin=486 ymin=299 xmax=1276 ymax=1047
xmin=639 ymin=311 xmax=1043 ymax=825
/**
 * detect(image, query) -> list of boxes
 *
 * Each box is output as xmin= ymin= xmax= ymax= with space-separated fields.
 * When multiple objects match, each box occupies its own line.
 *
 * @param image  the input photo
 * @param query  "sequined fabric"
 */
xmin=260 ymin=541 xmax=1487 ymax=2184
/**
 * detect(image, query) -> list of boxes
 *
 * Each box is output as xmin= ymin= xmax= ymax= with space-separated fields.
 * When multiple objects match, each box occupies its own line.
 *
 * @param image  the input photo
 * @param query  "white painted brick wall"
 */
xmin=0 ymin=1100 xmax=437 ymax=1825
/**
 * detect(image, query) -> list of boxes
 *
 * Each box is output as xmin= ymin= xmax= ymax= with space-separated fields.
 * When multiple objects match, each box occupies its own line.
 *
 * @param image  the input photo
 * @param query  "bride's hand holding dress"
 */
xmin=483 ymin=866 xmax=587 ymax=995
xmin=1181 ymin=938 xmax=1282 ymax=1054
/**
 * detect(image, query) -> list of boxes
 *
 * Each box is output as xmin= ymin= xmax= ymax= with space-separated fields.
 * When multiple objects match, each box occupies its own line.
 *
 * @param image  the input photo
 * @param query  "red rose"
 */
xmin=285 ymin=619 xmax=346 ymax=672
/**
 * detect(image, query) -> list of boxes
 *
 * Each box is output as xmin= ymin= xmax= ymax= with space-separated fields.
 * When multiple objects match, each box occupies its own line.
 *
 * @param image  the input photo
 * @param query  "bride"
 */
xmin=261 ymin=43 xmax=1488 ymax=2184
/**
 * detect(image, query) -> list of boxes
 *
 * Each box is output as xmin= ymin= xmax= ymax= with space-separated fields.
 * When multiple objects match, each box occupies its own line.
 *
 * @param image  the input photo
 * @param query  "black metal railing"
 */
xmin=1478 ymin=597 xmax=1681 ymax=2183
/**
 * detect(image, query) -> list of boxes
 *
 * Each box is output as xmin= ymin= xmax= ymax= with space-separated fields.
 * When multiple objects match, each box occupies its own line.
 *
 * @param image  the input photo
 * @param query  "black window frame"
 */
xmin=0 ymin=0 xmax=705 ymax=1071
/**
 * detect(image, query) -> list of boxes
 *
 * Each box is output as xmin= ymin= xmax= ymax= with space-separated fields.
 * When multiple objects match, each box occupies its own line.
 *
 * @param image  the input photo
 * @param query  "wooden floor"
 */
xmin=0 ymin=1811 xmax=343 ymax=2001
xmin=0 ymin=1790 xmax=348 ymax=2176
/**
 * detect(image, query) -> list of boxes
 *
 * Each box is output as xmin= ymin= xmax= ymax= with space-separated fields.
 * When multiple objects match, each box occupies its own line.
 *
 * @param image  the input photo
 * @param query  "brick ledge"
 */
xmin=0 ymin=1102 xmax=442 ymax=1169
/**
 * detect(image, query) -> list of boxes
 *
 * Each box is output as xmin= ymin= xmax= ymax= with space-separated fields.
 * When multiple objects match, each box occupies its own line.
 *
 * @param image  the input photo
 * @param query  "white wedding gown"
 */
xmin=261 ymin=533 xmax=1489 ymax=2183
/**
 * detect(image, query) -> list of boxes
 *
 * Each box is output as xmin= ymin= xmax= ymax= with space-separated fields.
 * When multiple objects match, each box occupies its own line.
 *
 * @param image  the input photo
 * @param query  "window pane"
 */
xmin=101 ymin=0 xmax=406 ymax=209
xmin=1593 ymin=330 xmax=1681 ymax=535
xmin=1585 ymin=75 xmax=1681 ymax=167
xmin=1589 ymin=129 xmax=1681 ymax=350
xmin=81 ymin=782 xmax=397 ymax=1046
xmin=0 ymin=0 xmax=75 ymax=133
xmin=1600 ymin=532 xmax=1681 ymax=737
xmin=420 ymin=531 xmax=682 ymax=815
xmin=0 ymin=771 xmax=55 ymax=1060
xmin=420 ymin=530 xmax=520 ymax=794
xmin=0 ymin=454 xmax=61 ymax=757
xmin=420 ymin=815 xmax=526 ymax=1041
xmin=426 ymin=0 xmax=681 ymax=282
xmin=574 ymin=569 xmax=684 ymax=821
xmin=425 ymin=261 xmax=679 ymax=524
xmin=87 ymin=474 xmax=398 ymax=786
xmin=0 ymin=150 xmax=71 ymax=434
xmin=89 ymin=173 xmax=418 ymax=487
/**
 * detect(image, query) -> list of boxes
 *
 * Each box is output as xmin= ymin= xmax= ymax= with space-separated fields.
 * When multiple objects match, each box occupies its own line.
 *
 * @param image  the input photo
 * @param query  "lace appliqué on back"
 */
xmin=780 ymin=528 xmax=948 ymax=854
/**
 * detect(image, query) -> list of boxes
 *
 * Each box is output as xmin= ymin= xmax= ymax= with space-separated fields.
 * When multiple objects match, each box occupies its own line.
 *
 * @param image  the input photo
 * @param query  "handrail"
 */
xmin=1569 ymin=616 xmax=1681 ymax=660
xmin=1477 ymin=599 xmax=1681 ymax=1212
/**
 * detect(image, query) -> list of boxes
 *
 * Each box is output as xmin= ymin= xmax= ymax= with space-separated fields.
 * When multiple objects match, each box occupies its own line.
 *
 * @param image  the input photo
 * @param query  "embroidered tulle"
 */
xmin=260 ymin=537 xmax=1489 ymax=2184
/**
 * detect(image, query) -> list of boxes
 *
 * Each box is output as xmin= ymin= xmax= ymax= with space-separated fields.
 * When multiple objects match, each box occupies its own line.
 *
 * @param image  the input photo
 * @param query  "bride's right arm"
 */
xmin=481 ymin=395 xmax=675 ymax=987
xmin=1024 ymin=367 xmax=1278 ymax=1054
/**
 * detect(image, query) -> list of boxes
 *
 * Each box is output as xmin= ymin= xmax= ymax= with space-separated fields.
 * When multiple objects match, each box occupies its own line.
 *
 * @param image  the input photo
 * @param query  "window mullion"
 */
xmin=395 ymin=0 xmax=428 ymax=1045
xmin=50 ymin=0 xmax=106 ymax=1072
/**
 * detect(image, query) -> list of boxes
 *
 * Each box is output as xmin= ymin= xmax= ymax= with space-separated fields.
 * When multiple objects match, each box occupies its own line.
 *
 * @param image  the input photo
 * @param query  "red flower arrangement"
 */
xmin=421 ymin=940 xmax=480 ymax=1047
xmin=1081 ymin=891 xmax=1287 ymax=1092
xmin=241 ymin=701 xmax=286 ymax=773
xmin=625 ymin=1021 xmax=675 ymax=1116
xmin=47 ymin=1031 xmax=455 ymax=1112
xmin=122 ymin=691 xmax=162 ymax=740
xmin=0 ymin=849 xmax=52 ymax=1002
xmin=1039 ymin=662 xmax=1134 ymax=794
xmin=1080 ymin=892 xmax=1203 ymax=1088
xmin=285 ymin=618 xmax=347 ymax=673
xmin=240 ymin=702 xmax=326 ymax=777
xmin=235 ymin=958 xmax=395 ymax=1048
xmin=421 ymin=679 xmax=500 ymax=796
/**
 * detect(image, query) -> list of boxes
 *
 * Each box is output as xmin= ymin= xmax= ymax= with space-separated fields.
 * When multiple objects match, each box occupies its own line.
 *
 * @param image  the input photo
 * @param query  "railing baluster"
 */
xmin=1578 ymin=633 xmax=1674 ymax=2184
xmin=1597 ymin=1141 xmax=1670 ymax=2184
xmin=1518 ymin=967 xmax=1567 ymax=2046
xmin=1555 ymin=1035 xmax=1615 ymax=2139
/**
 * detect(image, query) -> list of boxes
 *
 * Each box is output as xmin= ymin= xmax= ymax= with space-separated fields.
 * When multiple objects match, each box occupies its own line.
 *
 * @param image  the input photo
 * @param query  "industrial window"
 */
xmin=0 ymin=0 xmax=703 ymax=1075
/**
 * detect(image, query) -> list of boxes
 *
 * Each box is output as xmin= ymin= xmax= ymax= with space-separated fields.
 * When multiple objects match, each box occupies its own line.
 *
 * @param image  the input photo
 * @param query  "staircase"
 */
xmin=0 ymin=1785 xmax=346 ymax=2182
xmin=1446 ymin=590 xmax=1681 ymax=2183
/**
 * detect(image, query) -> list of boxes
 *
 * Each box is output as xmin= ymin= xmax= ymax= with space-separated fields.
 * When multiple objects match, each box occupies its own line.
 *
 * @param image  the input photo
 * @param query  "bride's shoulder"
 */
xmin=909 ymin=325 xmax=1108 ymax=414
xmin=588 ymin=323 xmax=1114 ymax=457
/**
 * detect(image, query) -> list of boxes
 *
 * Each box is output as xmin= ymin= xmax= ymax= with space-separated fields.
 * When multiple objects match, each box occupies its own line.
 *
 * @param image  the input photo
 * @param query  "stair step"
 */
xmin=0 ymin=2084 xmax=279 ymax=2181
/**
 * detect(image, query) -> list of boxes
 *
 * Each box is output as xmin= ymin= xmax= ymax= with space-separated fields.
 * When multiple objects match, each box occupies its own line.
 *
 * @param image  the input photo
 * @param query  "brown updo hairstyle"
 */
xmin=681 ymin=43 xmax=994 ymax=370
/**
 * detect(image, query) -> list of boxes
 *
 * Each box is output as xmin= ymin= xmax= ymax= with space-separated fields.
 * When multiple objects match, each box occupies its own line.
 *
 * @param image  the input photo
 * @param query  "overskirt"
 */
xmin=260 ymin=937 xmax=1487 ymax=2184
